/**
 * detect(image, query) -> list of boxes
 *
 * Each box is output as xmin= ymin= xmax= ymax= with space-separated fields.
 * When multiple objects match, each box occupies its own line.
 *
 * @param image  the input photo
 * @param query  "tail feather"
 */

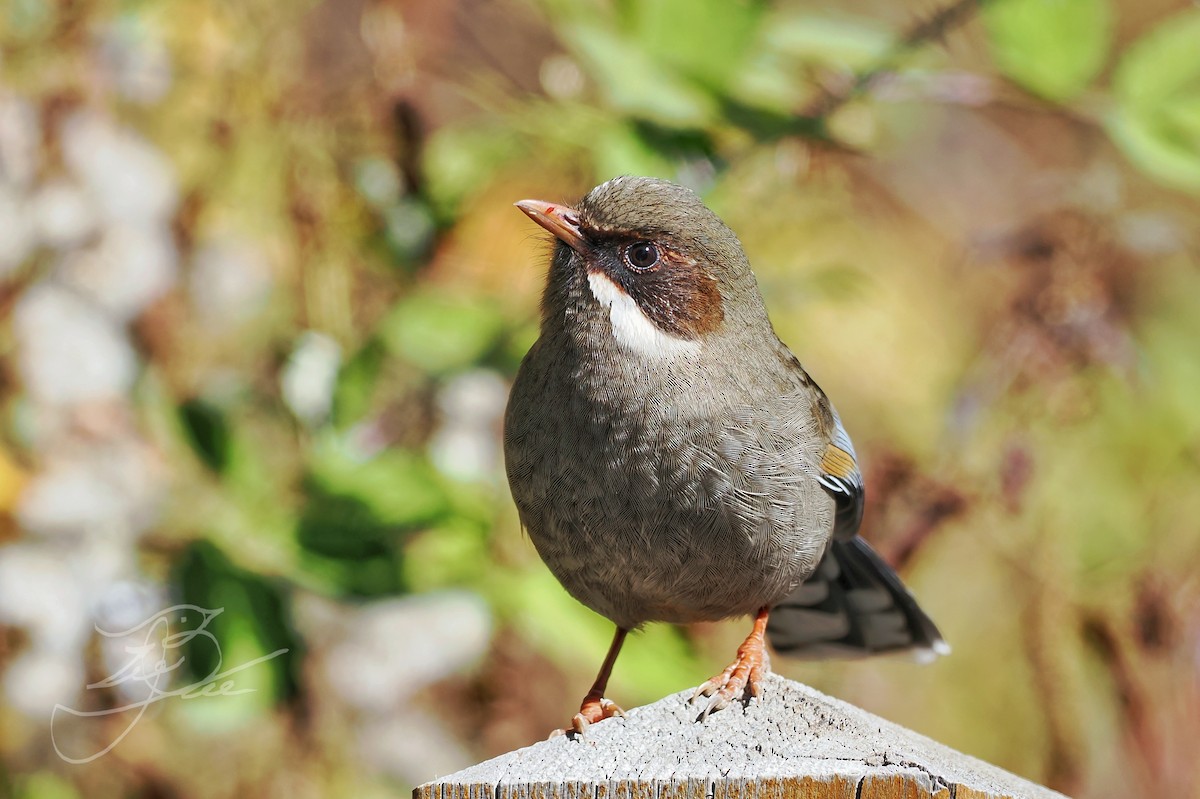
xmin=766 ymin=536 xmax=947 ymax=660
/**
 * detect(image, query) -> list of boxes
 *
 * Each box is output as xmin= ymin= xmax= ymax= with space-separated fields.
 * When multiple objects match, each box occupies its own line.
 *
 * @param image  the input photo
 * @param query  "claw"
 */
xmin=562 ymin=695 xmax=625 ymax=738
xmin=698 ymin=691 xmax=732 ymax=721
xmin=553 ymin=627 xmax=630 ymax=739
xmin=690 ymin=607 xmax=771 ymax=722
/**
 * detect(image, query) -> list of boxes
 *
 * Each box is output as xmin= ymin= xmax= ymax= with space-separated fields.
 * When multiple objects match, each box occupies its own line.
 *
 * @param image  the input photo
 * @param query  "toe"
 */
xmin=559 ymin=694 xmax=625 ymax=738
xmin=746 ymin=662 xmax=766 ymax=698
xmin=692 ymin=651 xmax=766 ymax=720
xmin=696 ymin=691 xmax=731 ymax=722
xmin=601 ymin=699 xmax=627 ymax=718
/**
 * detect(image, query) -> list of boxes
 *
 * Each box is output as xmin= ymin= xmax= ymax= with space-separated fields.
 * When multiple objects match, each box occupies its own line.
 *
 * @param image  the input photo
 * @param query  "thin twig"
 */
xmin=804 ymin=0 xmax=989 ymax=119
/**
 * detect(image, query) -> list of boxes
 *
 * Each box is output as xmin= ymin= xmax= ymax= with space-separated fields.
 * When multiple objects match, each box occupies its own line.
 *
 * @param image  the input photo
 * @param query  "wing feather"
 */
xmin=815 ymin=406 xmax=864 ymax=539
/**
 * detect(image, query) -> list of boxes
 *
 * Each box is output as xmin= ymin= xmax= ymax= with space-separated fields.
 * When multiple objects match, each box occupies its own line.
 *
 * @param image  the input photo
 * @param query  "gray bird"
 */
xmin=505 ymin=176 xmax=947 ymax=735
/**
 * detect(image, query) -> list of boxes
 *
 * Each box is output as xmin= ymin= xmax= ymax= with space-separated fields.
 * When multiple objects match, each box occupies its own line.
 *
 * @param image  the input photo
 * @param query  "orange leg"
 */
xmin=564 ymin=627 xmax=629 ymax=737
xmin=691 ymin=606 xmax=771 ymax=720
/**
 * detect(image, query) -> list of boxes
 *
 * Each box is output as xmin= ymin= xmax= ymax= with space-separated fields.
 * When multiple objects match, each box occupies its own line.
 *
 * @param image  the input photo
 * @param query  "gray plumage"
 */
xmin=505 ymin=177 xmax=944 ymax=726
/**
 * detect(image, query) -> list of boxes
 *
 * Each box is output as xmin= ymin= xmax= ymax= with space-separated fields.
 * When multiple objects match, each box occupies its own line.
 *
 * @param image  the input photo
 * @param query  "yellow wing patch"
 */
xmin=820 ymin=444 xmax=858 ymax=480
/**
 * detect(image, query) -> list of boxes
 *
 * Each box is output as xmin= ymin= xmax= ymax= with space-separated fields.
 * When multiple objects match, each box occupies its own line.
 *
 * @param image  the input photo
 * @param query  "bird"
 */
xmin=505 ymin=176 xmax=947 ymax=736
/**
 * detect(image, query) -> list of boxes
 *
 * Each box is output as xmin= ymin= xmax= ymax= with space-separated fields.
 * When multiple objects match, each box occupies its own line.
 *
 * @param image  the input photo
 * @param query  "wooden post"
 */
xmin=415 ymin=675 xmax=1065 ymax=799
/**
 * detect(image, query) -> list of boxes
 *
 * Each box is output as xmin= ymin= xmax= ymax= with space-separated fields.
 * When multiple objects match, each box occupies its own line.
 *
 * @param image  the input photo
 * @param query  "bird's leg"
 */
xmin=565 ymin=626 xmax=629 ymax=737
xmin=691 ymin=606 xmax=771 ymax=720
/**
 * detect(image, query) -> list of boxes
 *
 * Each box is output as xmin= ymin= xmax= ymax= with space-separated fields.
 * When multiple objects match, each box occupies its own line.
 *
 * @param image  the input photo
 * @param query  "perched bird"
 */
xmin=505 ymin=176 xmax=947 ymax=735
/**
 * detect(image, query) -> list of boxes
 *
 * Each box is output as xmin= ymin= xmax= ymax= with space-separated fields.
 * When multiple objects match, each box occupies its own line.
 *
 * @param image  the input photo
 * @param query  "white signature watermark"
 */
xmin=51 ymin=604 xmax=289 ymax=764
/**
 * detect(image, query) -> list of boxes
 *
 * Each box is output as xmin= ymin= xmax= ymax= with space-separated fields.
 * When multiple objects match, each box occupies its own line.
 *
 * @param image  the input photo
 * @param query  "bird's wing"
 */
xmin=814 ymin=406 xmax=865 ymax=540
xmin=769 ymin=395 xmax=945 ymax=659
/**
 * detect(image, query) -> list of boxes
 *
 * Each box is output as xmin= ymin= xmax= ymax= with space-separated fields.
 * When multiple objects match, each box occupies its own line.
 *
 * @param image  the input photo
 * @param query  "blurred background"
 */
xmin=1 ymin=0 xmax=1198 ymax=796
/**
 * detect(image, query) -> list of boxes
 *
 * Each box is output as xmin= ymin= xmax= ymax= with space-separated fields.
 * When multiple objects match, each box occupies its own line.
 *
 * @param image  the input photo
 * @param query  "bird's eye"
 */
xmin=624 ymin=241 xmax=660 ymax=271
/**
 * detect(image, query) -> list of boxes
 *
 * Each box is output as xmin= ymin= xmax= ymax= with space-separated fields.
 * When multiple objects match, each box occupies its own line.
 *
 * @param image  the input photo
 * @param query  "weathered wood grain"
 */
xmin=415 ymin=675 xmax=1065 ymax=799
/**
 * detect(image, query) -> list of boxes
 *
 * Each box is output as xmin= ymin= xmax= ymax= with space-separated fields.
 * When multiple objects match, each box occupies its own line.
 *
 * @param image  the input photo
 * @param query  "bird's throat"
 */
xmin=585 ymin=271 xmax=702 ymax=359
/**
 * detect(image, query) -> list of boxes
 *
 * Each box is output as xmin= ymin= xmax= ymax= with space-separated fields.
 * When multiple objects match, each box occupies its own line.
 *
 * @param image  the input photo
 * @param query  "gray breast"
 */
xmin=504 ymin=335 xmax=835 ymax=631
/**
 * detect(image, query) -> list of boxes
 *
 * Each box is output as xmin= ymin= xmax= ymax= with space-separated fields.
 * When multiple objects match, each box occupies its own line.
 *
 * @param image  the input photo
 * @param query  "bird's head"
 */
xmin=517 ymin=176 xmax=769 ymax=360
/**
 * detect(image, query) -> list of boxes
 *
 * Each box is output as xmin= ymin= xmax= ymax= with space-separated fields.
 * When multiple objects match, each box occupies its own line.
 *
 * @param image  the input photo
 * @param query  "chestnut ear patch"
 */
xmin=622 ymin=248 xmax=724 ymax=339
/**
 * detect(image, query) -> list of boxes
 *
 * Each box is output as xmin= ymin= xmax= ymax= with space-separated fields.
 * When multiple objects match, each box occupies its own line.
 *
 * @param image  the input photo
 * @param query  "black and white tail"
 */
xmin=766 ymin=536 xmax=948 ymax=660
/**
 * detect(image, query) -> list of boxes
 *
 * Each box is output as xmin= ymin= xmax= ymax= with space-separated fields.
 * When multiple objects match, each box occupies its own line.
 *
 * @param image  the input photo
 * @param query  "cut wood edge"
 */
xmin=415 ymin=675 xmax=1067 ymax=799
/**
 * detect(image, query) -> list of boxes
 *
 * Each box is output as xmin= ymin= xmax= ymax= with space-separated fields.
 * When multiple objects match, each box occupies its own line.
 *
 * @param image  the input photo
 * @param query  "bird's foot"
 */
xmin=691 ymin=608 xmax=771 ymax=721
xmin=572 ymin=694 xmax=626 ymax=735
xmin=551 ymin=691 xmax=626 ymax=738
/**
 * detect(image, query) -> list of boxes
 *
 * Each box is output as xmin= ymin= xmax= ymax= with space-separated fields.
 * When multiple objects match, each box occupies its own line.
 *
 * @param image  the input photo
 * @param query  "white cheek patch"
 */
xmin=586 ymin=271 xmax=701 ymax=358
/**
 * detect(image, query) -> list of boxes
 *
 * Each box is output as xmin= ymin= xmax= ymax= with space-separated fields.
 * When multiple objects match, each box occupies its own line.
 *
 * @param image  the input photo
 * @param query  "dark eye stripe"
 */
xmin=620 ymin=249 xmax=724 ymax=339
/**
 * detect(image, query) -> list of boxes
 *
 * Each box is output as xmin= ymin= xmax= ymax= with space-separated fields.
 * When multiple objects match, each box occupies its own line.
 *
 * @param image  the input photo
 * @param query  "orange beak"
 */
xmin=514 ymin=199 xmax=589 ymax=254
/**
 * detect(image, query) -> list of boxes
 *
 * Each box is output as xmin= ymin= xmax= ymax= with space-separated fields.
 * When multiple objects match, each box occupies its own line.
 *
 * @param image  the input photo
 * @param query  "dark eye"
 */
xmin=624 ymin=241 xmax=660 ymax=271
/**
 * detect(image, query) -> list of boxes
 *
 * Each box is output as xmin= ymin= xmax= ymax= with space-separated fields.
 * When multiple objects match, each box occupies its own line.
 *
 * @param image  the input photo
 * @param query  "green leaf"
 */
xmin=179 ymin=398 xmax=232 ymax=473
xmin=296 ymin=491 xmax=402 ymax=559
xmin=498 ymin=567 xmax=702 ymax=703
xmin=499 ymin=321 xmax=540 ymax=374
xmin=332 ymin=340 xmax=384 ymax=428
xmin=401 ymin=517 xmax=491 ymax=592
xmin=3 ymin=0 xmax=55 ymax=40
xmin=422 ymin=125 xmax=517 ymax=220
xmin=764 ymin=14 xmax=892 ymax=71
xmin=1166 ymin=96 xmax=1200 ymax=141
xmin=983 ymin=0 xmax=1112 ymax=101
xmin=620 ymin=0 xmax=766 ymax=90
xmin=1107 ymin=9 xmax=1200 ymax=192
xmin=297 ymin=546 xmax=407 ymax=597
xmin=307 ymin=438 xmax=449 ymax=529
xmin=14 ymin=772 xmax=81 ymax=799
xmin=561 ymin=20 xmax=717 ymax=127
xmin=173 ymin=540 xmax=301 ymax=724
xmin=592 ymin=121 xmax=680 ymax=182
xmin=725 ymin=51 xmax=809 ymax=115
xmin=378 ymin=291 xmax=506 ymax=374
xmin=299 ymin=439 xmax=452 ymax=596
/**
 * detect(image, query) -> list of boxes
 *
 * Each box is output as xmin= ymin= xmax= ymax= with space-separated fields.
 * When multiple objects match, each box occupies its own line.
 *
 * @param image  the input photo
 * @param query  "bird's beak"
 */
xmin=514 ymin=199 xmax=589 ymax=254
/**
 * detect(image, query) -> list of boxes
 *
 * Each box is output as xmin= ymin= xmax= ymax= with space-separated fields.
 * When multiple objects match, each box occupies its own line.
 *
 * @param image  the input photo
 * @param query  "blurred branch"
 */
xmin=802 ymin=0 xmax=987 ymax=120
xmin=1080 ymin=612 xmax=1163 ymax=792
xmin=1020 ymin=579 xmax=1085 ymax=795
xmin=861 ymin=454 xmax=968 ymax=571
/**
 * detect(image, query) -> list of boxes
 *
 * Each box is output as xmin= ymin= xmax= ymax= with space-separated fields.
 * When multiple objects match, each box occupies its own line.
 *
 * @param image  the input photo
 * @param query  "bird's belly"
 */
xmin=506 ymin=407 xmax=832 ymax=630
xmin=531 ymin=508 xmax=812 ymax=628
